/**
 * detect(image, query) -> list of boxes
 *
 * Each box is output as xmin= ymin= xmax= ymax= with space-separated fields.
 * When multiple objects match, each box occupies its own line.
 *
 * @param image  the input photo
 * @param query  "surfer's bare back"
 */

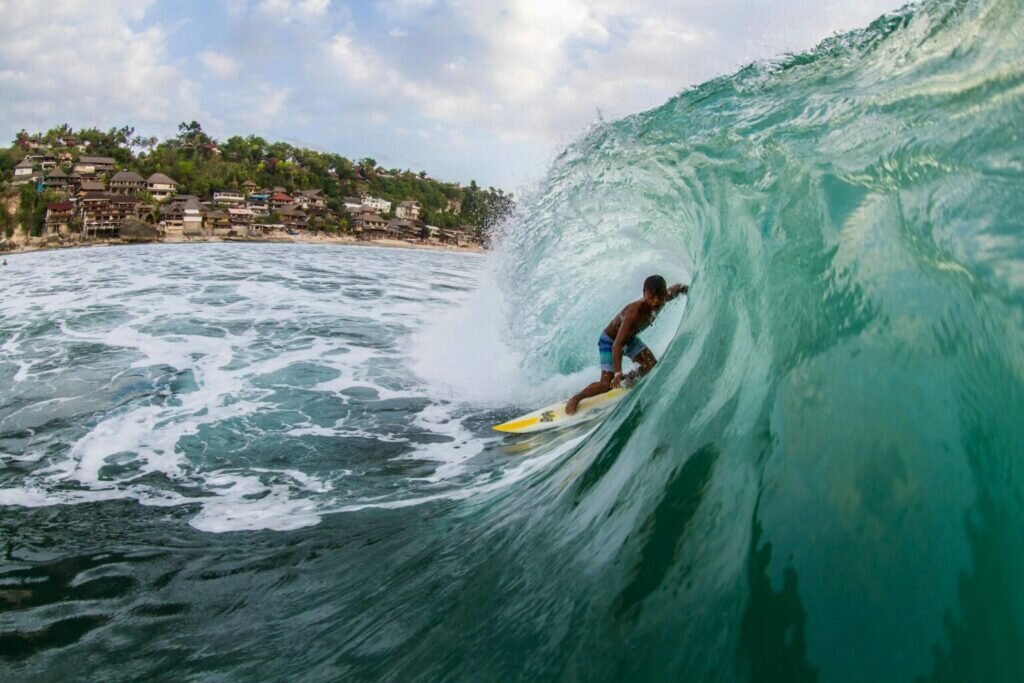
xmin=565 ymin=275 xmax=687 ymax=415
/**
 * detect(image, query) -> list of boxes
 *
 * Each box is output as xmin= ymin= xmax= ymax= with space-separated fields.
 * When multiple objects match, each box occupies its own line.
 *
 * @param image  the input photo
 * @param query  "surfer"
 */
xmin=565 ymin=275 xmax=687 ymax=415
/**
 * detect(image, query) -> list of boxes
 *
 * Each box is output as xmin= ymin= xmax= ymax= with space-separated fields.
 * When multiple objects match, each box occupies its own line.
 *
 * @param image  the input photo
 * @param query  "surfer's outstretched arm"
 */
xmin=667 ymin=283 xmax=688 ymax=301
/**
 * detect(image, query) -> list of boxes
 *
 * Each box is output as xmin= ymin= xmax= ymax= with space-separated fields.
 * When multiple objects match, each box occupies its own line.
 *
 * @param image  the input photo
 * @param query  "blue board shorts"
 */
xmin=598 ymin=332 xmax=648 ymax=373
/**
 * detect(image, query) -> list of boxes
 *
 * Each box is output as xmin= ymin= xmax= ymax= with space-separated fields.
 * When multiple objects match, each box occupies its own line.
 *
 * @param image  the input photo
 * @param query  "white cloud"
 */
xmin=324 ymin=31 xmax=490 ymax=123
xmin=226 ymin=84 xmax=292 ymax=131
xmin=318 ymin=0 xmax=904 ymax=149
xmin=463 ymin=0 xmax=610 ymax=104
xmin=0 ymin=0 xmax=201 ymax=139
xmin=378 ymin=0 xmax=437 ymax=19
xmin=200 ymin=50 xmax=241 ymax=79
xmin=255 ymin=0 xmax=330 ymax=23
xmin=0 ymin=0 xmax=908 ymax=188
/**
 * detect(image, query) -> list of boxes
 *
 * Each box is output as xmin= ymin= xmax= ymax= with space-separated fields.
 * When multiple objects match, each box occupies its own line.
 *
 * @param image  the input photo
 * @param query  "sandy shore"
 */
xmin=1 ymin=232 xmax=485 ymax=257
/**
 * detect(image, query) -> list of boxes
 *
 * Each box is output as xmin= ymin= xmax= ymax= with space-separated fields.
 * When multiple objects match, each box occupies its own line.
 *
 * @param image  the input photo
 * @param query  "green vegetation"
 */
xmin=16 ymin=185 xmax=60 ymax=237
xmin=0 ymin=199 xmax=12 ymax=239
xmin=8 ymin=122 xmax=515 ymax=238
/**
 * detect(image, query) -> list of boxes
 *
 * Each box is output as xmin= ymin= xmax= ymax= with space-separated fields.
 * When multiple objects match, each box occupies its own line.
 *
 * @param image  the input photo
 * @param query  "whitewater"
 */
xmin=2 ymin=0 xmax=1023 ymax=679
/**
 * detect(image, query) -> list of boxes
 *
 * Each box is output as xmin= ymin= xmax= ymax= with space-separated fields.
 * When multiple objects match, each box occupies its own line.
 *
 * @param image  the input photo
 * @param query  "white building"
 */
xmin=182 ymin=197 xmax=205 ymax=236
xmin=213 ymin=190 xmax=245 ymax=204
xmin=147 ymin=173 xmax=179 ymax=201
xmin=395 ymin=200 xmax=422 ymax=220
xmin=75 ymin=156 xmax=116 ymax=173
xmin=13 ymin=159 xmax=35 ymax=177
xmin=360 ymin=194 xmax=391 ymax=213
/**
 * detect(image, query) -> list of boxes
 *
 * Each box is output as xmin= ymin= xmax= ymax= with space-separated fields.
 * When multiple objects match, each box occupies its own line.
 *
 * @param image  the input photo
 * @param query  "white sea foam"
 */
xmin=0 ymin=244 xmax=580 ymax=533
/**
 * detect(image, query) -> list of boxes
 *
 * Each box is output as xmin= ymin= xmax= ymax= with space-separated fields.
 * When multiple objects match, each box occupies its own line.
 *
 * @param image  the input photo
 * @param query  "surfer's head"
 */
xmin=643 ymin=275 xmax=668 ymax=309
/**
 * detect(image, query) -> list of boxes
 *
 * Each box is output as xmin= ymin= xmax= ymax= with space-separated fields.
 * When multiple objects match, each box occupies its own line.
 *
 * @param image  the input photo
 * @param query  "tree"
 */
xmin=130 ymin=134 xmax=159 ymax=155
xmin=176 ymin=121 xmax=215 ymax=156
xmin=109 ymin=125 xmax=135 ymax=147
xmin=17 ymin=184 xmax=36 ymax=233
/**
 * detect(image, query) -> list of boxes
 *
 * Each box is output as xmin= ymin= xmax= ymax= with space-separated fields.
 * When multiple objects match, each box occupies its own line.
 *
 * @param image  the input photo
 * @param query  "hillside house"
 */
xmin=26 ymin=153 xmax=57 ymax=170
xmin=228 ymin=207 xmax=256 ymax=231
xmin=76 ymin=180 xmax=106 ymax=197
xmin=270 ymin=192 xmax=293 ymax=209
xmin=388 ymin=218 xmax=422 ymax=240
xmin=295 ymin=189 xmax=326 ymax=211
xmin=350 ymin=209 xmax=388 ymax=239
xmin=242 ymin=180 xmax=258 ymax=194
xmin=13 ymin=158 xmax=35 ymax=179
xmin=360 ymin=194 xmax=391 ymax=213
xmin=45 ymin=201 xmax=74 ymax=234
xmin=207 ymin=209 xmax=231 ymax=235
xmin=213 ymin=190 xmax=245 ymax=205
xmin=109 ymin=170 xmax=146 ymax=194
xmin=159 ymin=195 xmax=202 ymax=234
xmin=75 ymin=156 xmax=116 ymax=174
xmin=279 ymin=204 xmax=308 ymax=229
xmin=80 ymin=192 xmax=142 ymax=236
xmin=43 ymin=168 xmax=68 ymax=190
xmin=147 ymin=173 xmax=179 ymax=201
xmin=182 ymin=197 xmax=205 ymax=236
xmin=395 ymin=200 xmax=421 ymax=220
xmin=245 ymin=197 xmax=269 ymax=216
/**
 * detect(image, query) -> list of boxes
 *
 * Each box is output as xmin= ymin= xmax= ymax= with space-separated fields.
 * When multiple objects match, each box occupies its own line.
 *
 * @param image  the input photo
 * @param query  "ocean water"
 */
xmin=3 ymin=0 xmax=1024 ymax=679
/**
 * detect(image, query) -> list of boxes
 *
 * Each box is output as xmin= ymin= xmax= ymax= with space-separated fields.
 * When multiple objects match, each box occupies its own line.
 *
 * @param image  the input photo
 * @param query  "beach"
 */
xmin=0 ymin=230 xmax=485 ymax=257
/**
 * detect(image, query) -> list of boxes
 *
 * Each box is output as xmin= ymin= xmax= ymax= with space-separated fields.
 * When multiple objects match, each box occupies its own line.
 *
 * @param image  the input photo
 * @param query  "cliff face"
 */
xmin=1 ymin=194 xmax=22 ymax=247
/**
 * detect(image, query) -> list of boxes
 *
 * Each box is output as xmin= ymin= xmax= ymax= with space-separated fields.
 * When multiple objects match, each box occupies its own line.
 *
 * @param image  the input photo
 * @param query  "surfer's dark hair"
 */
xmin=643 ymin=275 xmax=668 ymax=296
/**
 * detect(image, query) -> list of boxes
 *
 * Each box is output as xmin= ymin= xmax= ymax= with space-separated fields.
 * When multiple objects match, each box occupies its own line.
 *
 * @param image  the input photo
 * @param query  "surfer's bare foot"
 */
xmin=565 ymin=398 xmax=580 ymax=415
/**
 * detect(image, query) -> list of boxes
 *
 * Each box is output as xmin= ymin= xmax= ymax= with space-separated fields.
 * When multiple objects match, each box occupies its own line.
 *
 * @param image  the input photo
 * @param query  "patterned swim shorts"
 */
xmin=598 ymin=332 xmax=648 ymax=373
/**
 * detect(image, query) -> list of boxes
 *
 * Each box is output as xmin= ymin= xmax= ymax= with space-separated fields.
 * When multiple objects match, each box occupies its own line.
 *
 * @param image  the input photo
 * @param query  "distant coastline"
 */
xmin=1 ymin=122 xmax=512 ymax=255
xmin=1 ymin=231 xmax=484 ymax=258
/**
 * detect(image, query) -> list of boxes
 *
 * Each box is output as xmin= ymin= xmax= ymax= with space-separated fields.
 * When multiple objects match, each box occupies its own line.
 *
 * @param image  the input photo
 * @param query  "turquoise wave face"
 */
xmin=491 ymin=0 xmax=1023 ymax=679
xmin=1 ymin=0 xmax=1022 ymax=679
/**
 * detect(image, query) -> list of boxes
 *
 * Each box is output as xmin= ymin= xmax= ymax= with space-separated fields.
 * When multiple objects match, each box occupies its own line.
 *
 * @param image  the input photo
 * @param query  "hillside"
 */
xmin=0 ymin=122 xmax=514 ymax=234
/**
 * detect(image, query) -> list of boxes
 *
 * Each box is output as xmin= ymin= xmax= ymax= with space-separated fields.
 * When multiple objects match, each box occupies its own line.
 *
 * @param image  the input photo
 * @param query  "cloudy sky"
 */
xmin=0 ymin=0 xmax=904 ymax=189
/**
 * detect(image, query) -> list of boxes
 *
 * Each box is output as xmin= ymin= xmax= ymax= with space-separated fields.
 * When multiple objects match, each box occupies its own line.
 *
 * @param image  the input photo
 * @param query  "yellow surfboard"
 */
xmin=492 ymin=387 xmax=630 ymax=434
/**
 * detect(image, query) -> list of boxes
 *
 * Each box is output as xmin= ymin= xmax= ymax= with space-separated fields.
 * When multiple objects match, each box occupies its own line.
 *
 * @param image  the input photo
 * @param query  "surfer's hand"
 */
xmin=611 ymin=372 xmax=624 ymax=388
xmin=669 ymin=283 xmax=688 ymax=299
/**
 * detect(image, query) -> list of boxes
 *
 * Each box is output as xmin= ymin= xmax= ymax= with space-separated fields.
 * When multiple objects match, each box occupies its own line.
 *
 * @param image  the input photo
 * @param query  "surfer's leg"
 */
xmin=566 ymin=371 xmax=614 ymax=415
xmin=633 ymin=348 xmax=657 ymax=377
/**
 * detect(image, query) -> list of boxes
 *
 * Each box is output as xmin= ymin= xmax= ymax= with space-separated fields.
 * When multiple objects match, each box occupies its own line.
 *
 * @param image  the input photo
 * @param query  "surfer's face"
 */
xmin=644 ymin=290 xmax=666 ymax=311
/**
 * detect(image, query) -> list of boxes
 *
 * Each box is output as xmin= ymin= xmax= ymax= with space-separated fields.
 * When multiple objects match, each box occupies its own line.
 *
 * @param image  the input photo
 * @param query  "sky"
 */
xmin=0 ymin=0 xmax=905 ymax=190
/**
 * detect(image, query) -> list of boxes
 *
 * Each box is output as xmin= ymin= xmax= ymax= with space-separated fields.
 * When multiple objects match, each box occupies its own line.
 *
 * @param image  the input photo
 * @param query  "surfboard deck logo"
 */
xmin=493 ymin=388 xmax=630 ymax=434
